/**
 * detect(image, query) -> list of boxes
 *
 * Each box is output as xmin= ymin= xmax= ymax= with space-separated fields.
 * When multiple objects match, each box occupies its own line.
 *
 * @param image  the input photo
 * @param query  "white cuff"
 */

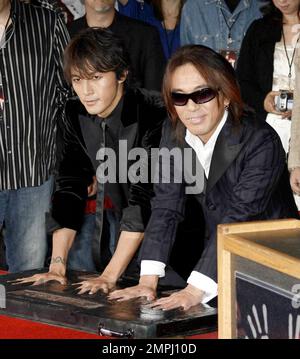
xmin=140 ymin=260 xmax=166 ymax=278
xmin=187 ymin=271 xmax=218 ymax=304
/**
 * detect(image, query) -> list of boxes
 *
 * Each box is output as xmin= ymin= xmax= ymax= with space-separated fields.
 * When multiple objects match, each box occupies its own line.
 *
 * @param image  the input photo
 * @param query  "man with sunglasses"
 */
xmin=109 ymin=45 xmax=299 ymax=310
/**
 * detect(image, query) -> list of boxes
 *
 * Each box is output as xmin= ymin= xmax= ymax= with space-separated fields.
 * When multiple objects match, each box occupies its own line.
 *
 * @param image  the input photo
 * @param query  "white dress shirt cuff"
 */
xmin=140 ymin=260 xmax=166 ymax=278
xmin=187 ymin=271 xmax=218 ymax=304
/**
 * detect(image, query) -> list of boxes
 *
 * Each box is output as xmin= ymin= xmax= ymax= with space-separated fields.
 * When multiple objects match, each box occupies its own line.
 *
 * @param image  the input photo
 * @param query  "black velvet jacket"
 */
xmin=236 ymin=15 xmax=282 ymax=120
xmin=50 ymin=88 xmax=166 ymax=235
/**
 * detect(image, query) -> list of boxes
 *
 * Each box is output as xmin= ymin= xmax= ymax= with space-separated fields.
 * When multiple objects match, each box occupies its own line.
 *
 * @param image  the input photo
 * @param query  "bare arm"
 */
xmin=13 ymin=228 xmax=76 ymax=285
xmin=76 ymin=231 xmax=144 ymax=294
xmin=49 ymin=228 xmax=77 ymax=276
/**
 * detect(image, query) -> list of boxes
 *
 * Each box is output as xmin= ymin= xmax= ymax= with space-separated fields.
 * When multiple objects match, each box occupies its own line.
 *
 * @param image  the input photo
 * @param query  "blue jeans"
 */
xmin=68 ymin=213 xmax=96 ymax=271
xmin=0 ymin=176 xmax=54 ymax=273
xmin=68 ymin=210 xmax=120 ymax=271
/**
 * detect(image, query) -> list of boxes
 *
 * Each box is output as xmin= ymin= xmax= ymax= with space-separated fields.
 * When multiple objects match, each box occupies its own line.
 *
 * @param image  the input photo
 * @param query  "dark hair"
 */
xmin=260 ymin=0 xmax=300 ymax=21
xmin=162 ymin=45 xmax=244 ymax=141
xmin=151 ymin=0 xmax=184 ymax=23
xmin=64 ymin=27 xmax=131 ymax=84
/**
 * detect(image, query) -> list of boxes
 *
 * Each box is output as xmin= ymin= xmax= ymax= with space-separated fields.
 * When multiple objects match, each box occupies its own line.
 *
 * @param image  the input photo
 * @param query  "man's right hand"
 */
xmin=107 ymin=275 xmax=159 ymax=302
xmin=107 ymin=284 xmax=157 ymax=302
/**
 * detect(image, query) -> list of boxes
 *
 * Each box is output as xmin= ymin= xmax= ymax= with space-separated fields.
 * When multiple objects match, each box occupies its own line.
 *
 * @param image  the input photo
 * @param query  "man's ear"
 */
xmin=224 ymin=98 xmax=230 ymax=108
xmin=118 ymin=70 xmax=128 ymax=84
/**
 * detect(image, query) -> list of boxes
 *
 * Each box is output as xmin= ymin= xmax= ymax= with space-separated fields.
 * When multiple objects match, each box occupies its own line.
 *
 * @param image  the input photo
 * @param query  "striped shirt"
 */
xmin=0 ymin=0 xmax=70 ymax=190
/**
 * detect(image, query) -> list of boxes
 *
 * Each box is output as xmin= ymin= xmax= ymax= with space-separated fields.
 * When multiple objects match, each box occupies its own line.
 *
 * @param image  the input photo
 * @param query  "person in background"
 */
xmin=60 ymin=0 xmax=85 ymax=21
xmin=0 ymin=0 xmax=69 ymax=272
xmin=288 ymin=46 xmax=300 ymax=203
xmin=108 ymin=45 xmax=298 ymax=310
xmin=237 ymin=0 xmax=300 ymax=208
xmin=144 ymin=0 xmax=183 ymax=60
xmin=180 ymin=0 xmax=261 ymax=67
xmin=69 ymin=0 xmax=165 ymax=91
xmin=30 ymin=0 xmax=75 ymax=22
xmin=116 ymin=0 xmax=154 ymax=22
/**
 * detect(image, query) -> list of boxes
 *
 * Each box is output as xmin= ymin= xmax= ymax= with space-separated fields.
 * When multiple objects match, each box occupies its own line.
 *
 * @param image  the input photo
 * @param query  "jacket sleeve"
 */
xmin=49 ymin=109 xmax=95 ymax=233
xmin=194 ymin=128 xmax=289 ymax=281
xmin=236 ymin=21 xmax=268 ymax=119
xmin=120 ymin=105 xmax=166 ymax=233
xmin=135 ymin=120 xmax=186 ymax=263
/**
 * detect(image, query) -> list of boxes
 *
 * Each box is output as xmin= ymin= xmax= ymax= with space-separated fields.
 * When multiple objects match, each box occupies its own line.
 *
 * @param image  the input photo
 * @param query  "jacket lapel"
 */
xmin=206 ymin=116 xmax=244 ymax=193
xmin=118 ymin=90 xmax=139 ymax=151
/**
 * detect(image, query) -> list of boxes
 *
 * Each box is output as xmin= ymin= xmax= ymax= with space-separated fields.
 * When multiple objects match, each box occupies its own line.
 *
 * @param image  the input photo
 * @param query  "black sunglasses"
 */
xmin=171 ymin=87 xmax=218 ymax=106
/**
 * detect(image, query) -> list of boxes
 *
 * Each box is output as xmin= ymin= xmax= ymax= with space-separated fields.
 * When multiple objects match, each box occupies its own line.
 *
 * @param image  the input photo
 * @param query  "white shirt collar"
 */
xmin=185 ymin=110 xmax=228 ymax=177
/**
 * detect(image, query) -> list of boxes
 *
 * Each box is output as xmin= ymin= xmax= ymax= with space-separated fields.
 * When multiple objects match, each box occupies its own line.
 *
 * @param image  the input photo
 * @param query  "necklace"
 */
xmin=220 ymin=8 xmax=241 ymax=47
xmin=282 ymin=28 xmax=300 ymax=88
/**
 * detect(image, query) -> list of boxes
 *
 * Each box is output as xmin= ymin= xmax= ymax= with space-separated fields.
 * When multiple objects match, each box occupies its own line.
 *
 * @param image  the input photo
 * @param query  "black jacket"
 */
xmin=140 ymin=111 xmax=299 ymax=282
xmin=51 ymin=88 xmax=166 ymax=235
xmin=236 ymin=16 xmax=282 ymax=120
xmin=68 ymin=12 xmax=166 ymax=91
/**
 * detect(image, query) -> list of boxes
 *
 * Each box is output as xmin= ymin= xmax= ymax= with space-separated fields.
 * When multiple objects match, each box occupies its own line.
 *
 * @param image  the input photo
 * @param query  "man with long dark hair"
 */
xmin=15 ymin=27 xmax=166 ymax=292
xmin=109 ymin=45 xmax=299 ymax=310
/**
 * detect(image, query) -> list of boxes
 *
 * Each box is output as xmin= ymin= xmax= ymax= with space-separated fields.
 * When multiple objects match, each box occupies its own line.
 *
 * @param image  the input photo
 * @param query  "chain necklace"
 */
xmin=282 ymin=28 xmax=300 ymax=88
xmin=220 ymin=7 xmax=241 ymax=47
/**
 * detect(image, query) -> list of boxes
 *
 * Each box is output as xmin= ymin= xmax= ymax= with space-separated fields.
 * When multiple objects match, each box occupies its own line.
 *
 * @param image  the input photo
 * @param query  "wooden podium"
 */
xmin=218 ymin=219 xmax=300 ymax=339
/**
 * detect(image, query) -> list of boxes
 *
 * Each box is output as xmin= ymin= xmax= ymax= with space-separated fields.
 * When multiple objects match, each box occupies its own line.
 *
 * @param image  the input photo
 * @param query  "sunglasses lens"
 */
xmin=171 ymin=88 xmax=217 ymax=106
xmin=171 ymin=92 xmax=189 ymax=106
xmin=193 ymin=88 xmax=217 ymax=104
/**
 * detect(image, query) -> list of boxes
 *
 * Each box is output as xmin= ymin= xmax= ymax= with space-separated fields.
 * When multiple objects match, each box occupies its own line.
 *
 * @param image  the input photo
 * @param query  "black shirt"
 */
xmin=224 ymin=0 xmax=241 ymax=13
xmin=78 ymin=98 xmax=124 ymax=209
